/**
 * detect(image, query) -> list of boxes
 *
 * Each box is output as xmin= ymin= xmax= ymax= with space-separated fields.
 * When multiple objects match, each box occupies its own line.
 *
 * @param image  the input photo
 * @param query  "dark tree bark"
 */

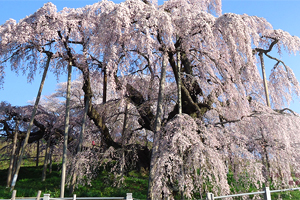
xmin=49 ymin=145 xmax=54 ymax=174
xmin=81 ymin=67 xmax=121 ymax=149
xmin=36 ymin=140 xmax=39 ymax=167
xmin=42 ymin=138 xmax=51 ymax=181
xmin=79 ymin=65 xmax=152 ymax=171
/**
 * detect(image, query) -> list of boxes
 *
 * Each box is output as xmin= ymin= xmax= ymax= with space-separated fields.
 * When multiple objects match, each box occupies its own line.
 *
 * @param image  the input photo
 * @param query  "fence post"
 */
xmin=36 ymin=190 xmax=42 ymax=200
xmin=73 ymin=194 xmax=76 ymax=200
xmin=11 ymin=190 xmax=17 ymax=200
xmin=126 ymin=193 xmax=133 ymax=200
xmin=264 ymin=187 xmax=271 ymax=200
xmin=206 ymin=192 xmax=214 ymax=200
xmin=43 ymin=194 xmax=50 ymax=200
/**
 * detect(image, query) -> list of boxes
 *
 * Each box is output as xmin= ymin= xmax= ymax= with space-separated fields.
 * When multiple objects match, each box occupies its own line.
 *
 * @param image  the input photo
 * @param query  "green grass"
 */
xmin=1 ymin=162 xmax=300 ymax=199
xmin=74 ymin=170 xmax=148 ymax=199
xmin=0 ymin=165 xmax=62 ymax=198
xmin=226 ymin=171 xmax=300 ymax=200
xmin=0 ymin=163 xmax=148 ymax=199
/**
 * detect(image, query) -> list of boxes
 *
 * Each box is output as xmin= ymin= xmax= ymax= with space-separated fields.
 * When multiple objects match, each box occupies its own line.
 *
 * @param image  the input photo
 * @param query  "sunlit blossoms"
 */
xmin=1 ymin=0 xmax=300 ymax=199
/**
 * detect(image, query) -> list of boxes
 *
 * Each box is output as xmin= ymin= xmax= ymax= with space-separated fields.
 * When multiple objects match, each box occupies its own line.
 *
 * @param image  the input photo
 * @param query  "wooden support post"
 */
xmin=36 ymin=190 xmax=41 ymax=200
xmin=60 ymin=61 xmax=72 ymax=198
xmin=126 ymin=193 xmax=133 ymax=200
xmin=259 ymin=52 xmax=271 ymax=107
xmin=73 ymin=194 xmax=76 ymax=200
xmin=206 ymin=192 xmax=214 ymax=200
xmin=11 ymin=55 xmax=51 ymax=191
xmin=11 ymin=190 xmax=16 ymax=200
xmin=264 ymin=187 xmax=271 ymax=200
xmin=177 ymin=51 xmax=182 ymax=114
xmin=11 ymin=174 xmax=18 ymax=188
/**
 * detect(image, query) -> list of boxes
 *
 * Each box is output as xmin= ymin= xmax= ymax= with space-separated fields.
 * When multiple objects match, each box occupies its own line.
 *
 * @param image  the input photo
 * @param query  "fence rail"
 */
xmin=75 ymin=198 xmax=125 ymax=199
xmin=207 ymin=186 xmax=300 ymax=200
xmin=4 ymin=187 xmax=300 ymax=200
xmin=213 ymin=191 xmax=265 ymax=199
xmin=0 ymin=155 xmax=60 ymax=162
xmin=4 ymin=191 xmax=133 ymax=200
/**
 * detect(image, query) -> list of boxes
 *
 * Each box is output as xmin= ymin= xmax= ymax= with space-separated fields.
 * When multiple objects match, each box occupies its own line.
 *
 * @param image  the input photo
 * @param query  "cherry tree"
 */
xmin=2 ymin=0 xmax=300 ymax=198
xmin=0 ymin=102 xmax=65 ymax=185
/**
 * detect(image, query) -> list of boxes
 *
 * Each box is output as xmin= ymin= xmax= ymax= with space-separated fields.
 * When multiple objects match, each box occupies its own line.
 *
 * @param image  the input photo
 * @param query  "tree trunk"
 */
xmin=121 ymin=102 xmax=129 ymax=145
xmin=260 ymin=129 xmax=271 ymax=186
xmin=60 ymin=61 xmax=72 ymax=198
xmin=147 ymin=53 xmax=167 ymax=200
xmin=7 ymin=120 xmax=19 ymax=187
xmin=78 ymin=98 xmax=89 ymax=153
xmin=10 ymin=55 xmax=51 ymax=190
xmin=101 ymin=67 xmax=107 ymax=147
xmin=49 ymin=145 xmax=53 ymax=174
xmin=80 ymin=67 xmax=121 ymax=149
xmin=69 ymin=163 xmax=78 ymax=195
xmin=36 ymin=140 xmax=39 ymax=167
xmin=103 ymin=67 xmax=107 ymax=104
xmin=120 ymin=102 xmax=129 ymax=176
xmin=42 ymin=138 xmax=50 ymax=181
xmin=13 ymin=140 xmax=22 ymax=175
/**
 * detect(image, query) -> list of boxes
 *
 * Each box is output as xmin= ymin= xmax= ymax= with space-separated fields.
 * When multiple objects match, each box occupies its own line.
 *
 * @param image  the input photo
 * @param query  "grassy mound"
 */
xmin=1 ymin=163 xmax=300 ymax=199
xmin=0 ymin=164 xmax=148 ymax=199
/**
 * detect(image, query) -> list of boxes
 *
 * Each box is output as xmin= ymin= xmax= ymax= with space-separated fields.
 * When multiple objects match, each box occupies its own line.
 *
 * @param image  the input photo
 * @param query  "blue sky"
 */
xmin=0 ymin=0 xmax=300 ymax=113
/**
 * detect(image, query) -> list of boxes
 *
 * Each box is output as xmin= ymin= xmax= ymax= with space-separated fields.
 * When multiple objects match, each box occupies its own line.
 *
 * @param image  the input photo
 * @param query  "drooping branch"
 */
xmin=274 ymin=108 xmax=297 ymax=116
xmin=254 ymin=37 xmax=279 ymax=55
xmin=264 ymin=53 xmax=295 ymax=83
xmin=0 ymin=106 xmax=71 ymax=144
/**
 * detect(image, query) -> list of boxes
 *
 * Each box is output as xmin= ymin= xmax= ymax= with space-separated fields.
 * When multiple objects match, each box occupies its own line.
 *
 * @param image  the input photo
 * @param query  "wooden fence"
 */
xmin=5 ymin=187 xmax=300 ymax=200
xmin=3 ymin=190 xmax=133 ymax=200
xmin=207 ymin=187 xmax=300 ymax=200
